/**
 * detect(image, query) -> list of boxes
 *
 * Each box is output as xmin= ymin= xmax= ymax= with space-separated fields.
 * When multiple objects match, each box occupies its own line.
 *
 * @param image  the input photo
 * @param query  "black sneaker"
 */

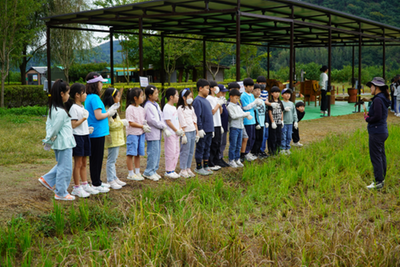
xmin=240 ymin=156 xmax=245 ymax=163
xmin=220 ymin=159 xmax=230 ymax=167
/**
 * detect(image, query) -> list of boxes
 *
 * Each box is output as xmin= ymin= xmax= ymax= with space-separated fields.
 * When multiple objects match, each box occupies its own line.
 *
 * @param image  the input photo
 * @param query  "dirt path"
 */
xmin=1 ymin=112 xmax=399 ymax=223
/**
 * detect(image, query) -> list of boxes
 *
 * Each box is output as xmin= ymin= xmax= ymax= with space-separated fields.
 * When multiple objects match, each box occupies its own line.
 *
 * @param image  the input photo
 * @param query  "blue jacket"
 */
xmin=192 ymin=95 xmax=214 ymax=133
xmin=366 ymin=92 xmax=390 ymax=134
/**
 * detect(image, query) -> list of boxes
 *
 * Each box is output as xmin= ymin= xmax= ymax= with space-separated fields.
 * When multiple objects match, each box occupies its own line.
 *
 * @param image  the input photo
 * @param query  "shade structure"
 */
xmin=42 ymin=0 xmax=400 ymax=116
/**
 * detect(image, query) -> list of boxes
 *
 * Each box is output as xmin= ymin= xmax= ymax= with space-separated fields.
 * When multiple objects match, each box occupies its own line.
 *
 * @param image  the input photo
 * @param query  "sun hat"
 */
xmin=86 ymin=75 xmax=108 ymax=84
xmin=366 ymin=77 xmax=388 ymax=90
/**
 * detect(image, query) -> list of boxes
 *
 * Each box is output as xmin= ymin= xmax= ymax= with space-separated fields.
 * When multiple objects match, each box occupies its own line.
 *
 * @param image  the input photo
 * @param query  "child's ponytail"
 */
xmin=65 ymin=83 xmax=85 ymax=112
xmin=161 ymin=87 xmax=177 ymax=111
xmin=49 ymin=79 xmax=70 ymax=119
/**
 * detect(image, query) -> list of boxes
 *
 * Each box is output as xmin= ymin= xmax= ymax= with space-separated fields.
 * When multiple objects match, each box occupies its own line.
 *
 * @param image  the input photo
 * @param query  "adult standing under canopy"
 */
xmin=365 ymin=77 xmax=390 ymax=189
xmin=319 ymin=65 xmax=329 ymax=116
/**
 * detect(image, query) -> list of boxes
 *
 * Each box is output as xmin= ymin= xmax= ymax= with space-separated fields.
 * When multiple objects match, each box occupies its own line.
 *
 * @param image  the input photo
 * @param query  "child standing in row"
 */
xmin=162 ymin=88 xmax=184 ymax=179
xmin=177 ymin=88 xmax=198 ymax=178
xmin=39 ymin=80 xmax=77 ymax=200
xmin=268 ymin=86 xmax=284 ymax=156
xmin=193 ymin=79 xmax=214 ymax=176
xmin=103 ymin=88 xmax=127 ymax=189
xmin=227 ymin=89 xmax=252 ymax=167
xmin=251 ymin=84 xmax=267 ymax=158
xmin=217 ymin=84 xmax=230 ymax=167
xmin=143 ymin=85 xmax=170 ymax=181
xmin=257 ymin=76 xmax=270 ymax=155
xmin=126 ymin=88 xmax=151 ymax=181
xmin=66 ymin=83 xmax=97 ymax=198
xmin=280 ymin=89 xmax=298 ymax=155
xmin=85 ymin=72 xmax=114 ymax=193
xmin=292 ymin=101 xmax=305 ymax=147
xmin=206 ymin=81 xmax=225 ymax=170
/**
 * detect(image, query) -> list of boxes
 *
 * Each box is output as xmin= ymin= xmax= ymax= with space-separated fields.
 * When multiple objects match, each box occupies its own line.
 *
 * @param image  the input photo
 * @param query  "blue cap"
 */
xmin=218 ymin=84 xmax=228 ymax=92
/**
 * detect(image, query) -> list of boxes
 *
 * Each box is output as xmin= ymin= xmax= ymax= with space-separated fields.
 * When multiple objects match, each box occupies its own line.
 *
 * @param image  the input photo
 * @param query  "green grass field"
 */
xmin=0 ymin=108 xmax=400 ymax=266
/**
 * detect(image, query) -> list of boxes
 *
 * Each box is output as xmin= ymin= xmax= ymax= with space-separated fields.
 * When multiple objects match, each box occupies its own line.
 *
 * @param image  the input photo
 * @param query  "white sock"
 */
xmin=128 ymin=170 xmax=134 ymax=176
xmin=135 ymin=168 xmax=140 ymax=174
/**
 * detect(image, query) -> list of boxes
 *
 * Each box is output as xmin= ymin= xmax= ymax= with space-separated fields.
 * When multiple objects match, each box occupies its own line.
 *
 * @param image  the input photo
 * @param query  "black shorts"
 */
xmin=73 ymin=135 xmax=91 ymax=157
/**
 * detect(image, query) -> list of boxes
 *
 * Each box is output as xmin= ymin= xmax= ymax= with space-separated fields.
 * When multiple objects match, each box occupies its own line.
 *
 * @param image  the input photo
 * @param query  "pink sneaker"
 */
xmin=187 ymin=169 xmax=196 ymax=177
xmin=179 ymin=170 xmax=189 ymax=178
xmin=54 ymin=194 xmax=75 ymax=201
xmin=38 ymin=177 xmax=55 ymax=191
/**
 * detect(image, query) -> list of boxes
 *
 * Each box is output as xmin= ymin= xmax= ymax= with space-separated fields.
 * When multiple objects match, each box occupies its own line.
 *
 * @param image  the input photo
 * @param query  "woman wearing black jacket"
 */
xmin=365 ymin=77 xmax=390 ymax=189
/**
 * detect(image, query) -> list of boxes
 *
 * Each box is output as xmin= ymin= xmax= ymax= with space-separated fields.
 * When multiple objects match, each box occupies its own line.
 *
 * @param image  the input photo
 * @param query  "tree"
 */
xmin=205 ymin=42 xmax=233 ymax=80
xmin=50 ymin=0 xmax=93 ymax=83
xmin=0 ymin=0 xmax=36 ymax=107
xmin=240 ymin=44 xmax=270 ymax=78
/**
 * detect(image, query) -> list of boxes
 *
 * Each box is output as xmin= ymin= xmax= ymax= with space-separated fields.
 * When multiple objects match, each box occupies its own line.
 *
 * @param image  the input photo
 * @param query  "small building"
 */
xmin=26 ymin=66 xmax=66 ymax=85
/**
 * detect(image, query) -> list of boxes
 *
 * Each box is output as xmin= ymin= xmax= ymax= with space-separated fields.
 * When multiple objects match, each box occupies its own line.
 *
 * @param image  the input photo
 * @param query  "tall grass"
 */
xmin=1 ymin=127 xmax=400 ymax=265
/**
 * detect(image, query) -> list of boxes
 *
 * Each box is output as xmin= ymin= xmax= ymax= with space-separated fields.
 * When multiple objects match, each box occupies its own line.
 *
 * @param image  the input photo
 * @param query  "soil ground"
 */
xmin=1 ymin=111 xmax=400 ymax=224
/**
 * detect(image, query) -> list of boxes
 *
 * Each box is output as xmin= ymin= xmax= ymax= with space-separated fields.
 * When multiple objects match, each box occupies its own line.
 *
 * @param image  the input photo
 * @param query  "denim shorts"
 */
xmin=73 ymin=135 xmax=91 ymax=157
xmin=126 ymin=134 xmax=145 ymax=156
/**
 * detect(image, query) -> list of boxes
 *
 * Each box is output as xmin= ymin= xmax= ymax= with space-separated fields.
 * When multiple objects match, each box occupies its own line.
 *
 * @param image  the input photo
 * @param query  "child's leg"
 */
xmin=54 ymin=148 xmax=73 ymax=197
xmin=228 ymin=128 xmax=237 ymax=161
xmin=134 ymin=156 xmax=140 ymax=170
xmin=397 ymin=99 xmax=400 ymax=114
xmin=195 ymin=136 xmax=206 ymax=169
xmin=281 ymin=125 xmax=288 ymax=150
xmin=219 ymin=131 xmax=227 ymax=161
xmin=144 ymin=140 xmax=156 ymax=176
xmin=165 ymin=135 xmax=176 ymax=172
xmin=276 ymin=125 xmax=282 ymax=152
xmin=80 ymin=156 xmax=88 ymax=183
xmin=154 ymin=140 xmax=161 ymax=172
xmin=292 ymin=126 xmax=300 ymax=143
xmin=73 ymin=156 xmax=83 ymax=186
xmin=106 ymin=147 xmax=119 ymax=182
xmin=268 ymin=128 xmax=277 ymax=155
xmin=180 ymin=134 xmax=190 ymax=170
xmin=286 ymin=124 xmax=293 ymax=149
xmin=244 ymin=124 xmax=256 ymax=154
xmin=186 ymin=131 xmax=196 ymax=170
xmin=209 ymin=127 xmax=222 ymax=165
xmin=235 ymin=129 xmax=243 ymax=160
xmin=127 ymin=155 xmax=134 ymax=172
xmin=203 ymin=132 xmax=213 ymax=166
xmin=89 ymin=137 xmax=105 ymax=186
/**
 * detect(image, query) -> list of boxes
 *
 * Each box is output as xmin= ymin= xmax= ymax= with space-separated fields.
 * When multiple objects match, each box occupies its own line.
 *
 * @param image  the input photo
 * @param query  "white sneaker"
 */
xmin=229 ymin=160 xmax=238 ymax=168
xmin=236 ymin=159 xmax=244 ymax=167
xmin=245 ymin=154 xmax=255 ymax=161
xmin=92 ymin=184 xmax=110 ymax=193
xmin=115 ymin=178 xmax=127 ymax=186
xmin=127 ymin=174 xmax=144 ymax=181
xmin=71 ymin=186 xmax=90 ymax=198
xmin=136 ymin=173 xmax=144 ymax=180
xmin=81 ymin=184 xmax=99 ymax=195
xmin=179 ymin=170 xmax=189 ymax=178
xmin=286 ymin=150 xmax=291 ymax=155
xmin=292 ymin=142 xmax=303 ymax=147
xmin=154 ymin=173 xmax=162 ymax=179
xmin=187 ymin=169 xmax=196 ymax=177
xmin=109 ymin=180 xmax=122 ymax=190
xmin=248 ymin=153 xmax=258 ymax=160
xmin=143 ymin=173 xmax=159 ymax=181
xmin=165 ymin=172 xmax=179 ymax=179
xmin=280 ymin=150 xmax=287 ymax=155
xmin=101 ymin=182 xmax=111 ymax=188
xmin=209 ymin=165 xmax=221 ymax=171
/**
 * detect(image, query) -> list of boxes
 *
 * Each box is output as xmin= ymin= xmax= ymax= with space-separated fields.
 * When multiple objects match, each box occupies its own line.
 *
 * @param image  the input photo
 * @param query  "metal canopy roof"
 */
xmin=42 ymin=0 xmax=400 ymax=47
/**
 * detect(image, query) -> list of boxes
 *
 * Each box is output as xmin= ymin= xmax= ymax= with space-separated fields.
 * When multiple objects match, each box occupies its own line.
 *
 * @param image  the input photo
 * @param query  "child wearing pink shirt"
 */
xmin=177 ymin=88 xmax=198 ymax=178
xmin=125 ymin=88 xmax=151 ymax=181
xmin=161 ymin=87 xmax=184 ymax=179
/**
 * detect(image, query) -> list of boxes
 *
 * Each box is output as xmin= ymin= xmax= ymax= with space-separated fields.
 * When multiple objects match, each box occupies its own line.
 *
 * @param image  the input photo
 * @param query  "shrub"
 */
xmin=3 ymin=85 xmax=47 ymax=108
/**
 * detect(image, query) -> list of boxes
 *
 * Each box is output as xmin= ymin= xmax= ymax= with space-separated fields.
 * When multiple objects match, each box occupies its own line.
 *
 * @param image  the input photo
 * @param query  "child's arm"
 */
xmin=293 ymin=104 xmax=298 ymax=122
xmin=165 ymin=120 xmax=178 ymax=132
xmin=177 ymin=107 xmax=188 ymax=131
xmin=71 ymin=118 xmax=86 ymax=129
xmin=109 ymin=116 xmax=124 ymax=130
xmin=192 ymin=100 xmax=203 ymax=130
xmin=227 ymin=105 xmax=245 ymax=120
xmin=94 ymin=109 xmax=110 ymax=120
xmin=43 ymin=110 xmax=66 ymax=144
xmin=145 ymin=107 xmax=166 ymax=130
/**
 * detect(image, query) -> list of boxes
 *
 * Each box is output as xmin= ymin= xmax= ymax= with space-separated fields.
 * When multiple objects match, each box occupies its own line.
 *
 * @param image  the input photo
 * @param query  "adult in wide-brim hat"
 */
xmin=365 ymin=77 xmax=390 ymax=190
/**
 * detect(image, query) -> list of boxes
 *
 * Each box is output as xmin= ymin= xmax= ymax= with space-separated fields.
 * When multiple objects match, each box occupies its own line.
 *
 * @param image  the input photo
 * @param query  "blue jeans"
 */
xmin=106 ymin=146 xmax=119 ymax=182
xmin=281 ymin=124 xmax=293 ymax=150
xmin=261 ymin=120 xmax=269 ymax=152
xmin=43 ymin=148 xmax=73 ymax=197
xmin=393 ymin=96 xmax=397 ymax=112
xmin=229 ymin=127 xmax=243 ymax=161
xmin=144 ymin=140 xmax=161 ymax=176
xmin=180 ymin=131 xmax=196 ymax=169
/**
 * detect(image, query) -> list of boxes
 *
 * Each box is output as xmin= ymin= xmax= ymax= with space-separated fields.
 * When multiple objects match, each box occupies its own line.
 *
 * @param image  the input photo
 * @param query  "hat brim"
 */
xmin=367 ymin=81 xmax=388 ymax=90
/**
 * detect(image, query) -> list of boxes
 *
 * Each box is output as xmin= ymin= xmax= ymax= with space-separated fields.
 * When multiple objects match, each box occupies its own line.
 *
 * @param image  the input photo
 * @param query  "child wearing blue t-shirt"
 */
xmin=240 ymin=78 xmax=264 ymax=161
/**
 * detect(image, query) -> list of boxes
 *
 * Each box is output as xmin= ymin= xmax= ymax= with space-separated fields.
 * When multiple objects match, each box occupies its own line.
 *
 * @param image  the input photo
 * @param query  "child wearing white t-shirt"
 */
xmin=161 ymin=87 xmax=184 ymax=179
xmin=206 ymin=81 xmax=226 ymax=170
xmin=65 ymin=83 xmax=98 ymax=198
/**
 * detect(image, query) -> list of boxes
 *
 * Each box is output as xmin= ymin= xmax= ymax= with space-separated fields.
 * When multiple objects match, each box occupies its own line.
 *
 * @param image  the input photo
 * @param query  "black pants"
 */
xmin=268 ymin=125 xmax=282 ymax=156
xmin=292 ymin=127 xmax=300 ymax=143
xmin=89 ymin=136 xmax=105 ymax=186
xmin=391 ymin=90 xmax=395 ymax=110
xmin=244 ymin=124 xmax=256 ymax=154
xmin=209 ymin=126 xmax=222 ymax=166
xmin=251 ymin=126 xmax=264 ymax=155
xmin=369 ymin=133 xmax=388 ymax=183
xmin=321 ymin=90 xmax=328 ymax=111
